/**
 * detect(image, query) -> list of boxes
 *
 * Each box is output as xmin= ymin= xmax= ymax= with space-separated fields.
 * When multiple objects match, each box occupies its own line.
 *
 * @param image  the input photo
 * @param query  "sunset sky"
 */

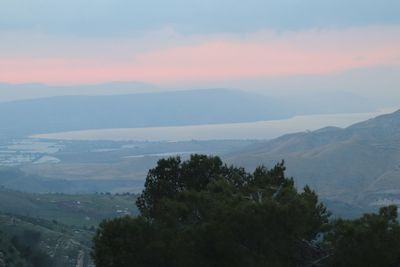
xmin=1 ymin=0 xmax=399 ymax=91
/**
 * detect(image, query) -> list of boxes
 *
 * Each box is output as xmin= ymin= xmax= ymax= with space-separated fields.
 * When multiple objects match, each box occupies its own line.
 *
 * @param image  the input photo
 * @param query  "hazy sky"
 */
xmin=0 ymin=0 xmax=399 ymax=99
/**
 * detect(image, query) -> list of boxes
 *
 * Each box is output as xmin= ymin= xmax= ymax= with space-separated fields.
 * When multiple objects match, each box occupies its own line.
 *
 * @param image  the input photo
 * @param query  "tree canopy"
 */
xmin=92 ymin=154 xmax=400 ymax=267
xmin=326 ymin=205 xmax=400 ymax=267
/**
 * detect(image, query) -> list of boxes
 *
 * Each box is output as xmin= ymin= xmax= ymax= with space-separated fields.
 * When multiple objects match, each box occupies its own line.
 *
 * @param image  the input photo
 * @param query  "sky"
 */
xmin=0 ymin=0 xmax=399 ymax=100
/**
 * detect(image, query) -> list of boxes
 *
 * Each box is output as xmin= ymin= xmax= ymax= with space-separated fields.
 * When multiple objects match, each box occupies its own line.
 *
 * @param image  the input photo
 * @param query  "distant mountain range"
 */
xmin=0 ymin=81 xmax=156 ymax=102
xmin=0 ymin=89 xmax=376 ymax=137
xmin=227 ymin=109 xmax=400 ymax=213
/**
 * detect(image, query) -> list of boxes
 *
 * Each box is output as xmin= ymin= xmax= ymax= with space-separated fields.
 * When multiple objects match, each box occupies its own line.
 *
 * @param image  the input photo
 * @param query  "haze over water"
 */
xmin=33 ymin=109 xmax=396 ymax=141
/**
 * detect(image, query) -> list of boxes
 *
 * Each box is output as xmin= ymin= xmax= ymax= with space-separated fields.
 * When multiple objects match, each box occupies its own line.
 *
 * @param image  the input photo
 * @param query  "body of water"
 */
xmin=32 ymin=109 xmax=397 ymax=141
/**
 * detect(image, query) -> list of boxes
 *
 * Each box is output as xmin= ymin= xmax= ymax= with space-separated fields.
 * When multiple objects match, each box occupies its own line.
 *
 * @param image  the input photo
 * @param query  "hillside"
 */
xmin=226 ymin=110 xmax=400 ymax=210
xmin=0 ymin=213 xmax=94 ymax=267
xmin=0 ymin=230 xmax=27 ymax=267
xmin=0 ymin=89 xmax=374 ymax=137
xmin=0 ymin=188 xmax=138 ymax=227
xmin=0 ymin=189 xmax=138 ymax=266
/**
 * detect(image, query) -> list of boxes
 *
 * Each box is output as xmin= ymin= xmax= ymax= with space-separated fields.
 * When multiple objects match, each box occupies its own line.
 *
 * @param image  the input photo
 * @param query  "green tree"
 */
xmin=92 ymin=155 xmax=329 ymax=267
xmin=327 ymin=205 xmax=400 ymax=267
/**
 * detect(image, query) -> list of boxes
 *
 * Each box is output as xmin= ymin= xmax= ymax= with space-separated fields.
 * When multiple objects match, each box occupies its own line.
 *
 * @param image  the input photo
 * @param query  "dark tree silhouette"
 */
xmin=92 ymin=155 xmax=330 ymax=267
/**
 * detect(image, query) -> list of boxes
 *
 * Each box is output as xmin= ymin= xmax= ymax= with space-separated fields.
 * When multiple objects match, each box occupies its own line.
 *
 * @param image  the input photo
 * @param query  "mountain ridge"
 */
xmin=226 ymin=109 xmax=400 ymax=208
xmin=0 ymin=89 xmax=375 ymax=138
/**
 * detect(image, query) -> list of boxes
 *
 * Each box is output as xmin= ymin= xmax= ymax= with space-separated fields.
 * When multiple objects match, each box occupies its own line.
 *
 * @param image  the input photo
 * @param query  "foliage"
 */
xmin=0 ymin=213 xmax=94 ymax=267
xmin=10 ymin=229 xmax=54 ymax=267
xmin=93 ymin=154 xmax=400 ymax=267
xmin=0 ymin=230 xmax=27 ymax=267
xmin=327 ymin=205 xmax=400 ymax=267
xmin=0 ymin=228 xmax=55 ymax=267
xmin=93 ymin=155 xmax=330 ymax=267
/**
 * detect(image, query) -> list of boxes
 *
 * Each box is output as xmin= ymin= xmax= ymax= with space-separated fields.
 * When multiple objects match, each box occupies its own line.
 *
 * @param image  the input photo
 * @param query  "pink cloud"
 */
xmin=0 ymin=26 xmax=399 ymax=85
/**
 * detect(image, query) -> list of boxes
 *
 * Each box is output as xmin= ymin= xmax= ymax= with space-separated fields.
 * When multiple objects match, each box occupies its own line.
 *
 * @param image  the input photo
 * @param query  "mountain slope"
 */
xmin=226 ymin=110 xmax=400 ymax=207
xmin=0 ymin=89 xmax=374 ymax=137
xmin=0 ymin=213 xmax=93 ymax=267
xmin=0 ymin=90 xmax=286 ymax=137
xmin=0 ymin=189 xmax=139 ymax=266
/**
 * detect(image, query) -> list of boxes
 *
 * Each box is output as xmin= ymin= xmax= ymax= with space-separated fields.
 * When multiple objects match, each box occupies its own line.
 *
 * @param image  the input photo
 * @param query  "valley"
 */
xmin=1 ymin=109 xmax=400 ymax=219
